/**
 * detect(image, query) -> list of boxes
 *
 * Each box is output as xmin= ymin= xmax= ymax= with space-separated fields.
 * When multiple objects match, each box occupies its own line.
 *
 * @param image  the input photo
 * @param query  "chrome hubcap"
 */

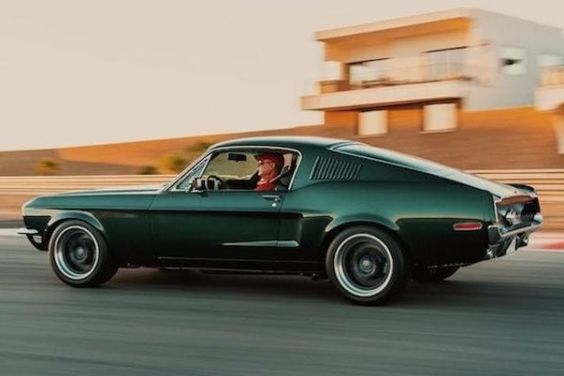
xmin=334 ymin=234 xmax=394 ymax=297
xmin=359 ymin=257 xmax=375 ymax=273
xmin=53 ymin=226 xmax=100 ymax=280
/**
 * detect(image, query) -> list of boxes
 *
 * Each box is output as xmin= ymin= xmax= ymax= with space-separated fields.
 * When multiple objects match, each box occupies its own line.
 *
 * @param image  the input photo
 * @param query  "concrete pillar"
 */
xmin=553 ymin=110 xmax=564 ymax=154
xmin=423 ymin=103 xmax=457 ymax=132
xmin=358 ymin=110 xmax=388 ymax=136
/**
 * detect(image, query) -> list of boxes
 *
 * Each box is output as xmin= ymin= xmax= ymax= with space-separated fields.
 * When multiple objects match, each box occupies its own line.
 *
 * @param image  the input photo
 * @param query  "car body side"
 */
xmin=21 ymin=140 xmax=508 ymax=272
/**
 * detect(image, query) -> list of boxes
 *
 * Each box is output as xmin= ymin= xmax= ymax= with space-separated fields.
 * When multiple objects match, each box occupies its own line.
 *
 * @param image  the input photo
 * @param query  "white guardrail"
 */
xmin=0 ymin=170 xmax=563 ymax=201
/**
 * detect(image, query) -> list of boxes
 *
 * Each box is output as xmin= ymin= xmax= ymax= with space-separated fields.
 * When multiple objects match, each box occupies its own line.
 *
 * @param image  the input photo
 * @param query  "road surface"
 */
xmin=0 ymin=233 xmax=563 ymax=376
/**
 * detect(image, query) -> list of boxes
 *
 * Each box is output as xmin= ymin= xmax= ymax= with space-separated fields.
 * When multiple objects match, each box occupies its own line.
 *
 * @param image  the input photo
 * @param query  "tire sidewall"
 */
xmin=325 ymin=226 xmax=408 ymax=305
xmin=48 ymin=220 xmax=116 ymax=287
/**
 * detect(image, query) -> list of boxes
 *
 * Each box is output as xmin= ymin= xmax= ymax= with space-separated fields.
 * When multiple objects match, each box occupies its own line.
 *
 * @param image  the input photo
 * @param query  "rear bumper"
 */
xmin=485 ymin=220 xmax=542 ymax=259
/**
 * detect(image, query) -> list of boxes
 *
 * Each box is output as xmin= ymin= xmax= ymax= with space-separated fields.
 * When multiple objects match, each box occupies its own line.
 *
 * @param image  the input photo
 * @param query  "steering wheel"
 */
xmin=205 ymin=175 xmax=225 ymax=190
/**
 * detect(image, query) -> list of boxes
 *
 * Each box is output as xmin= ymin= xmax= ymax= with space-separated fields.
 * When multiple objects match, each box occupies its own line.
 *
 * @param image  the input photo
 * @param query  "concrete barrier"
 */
xmin=0 ymin=175 xmax=175 ymax=195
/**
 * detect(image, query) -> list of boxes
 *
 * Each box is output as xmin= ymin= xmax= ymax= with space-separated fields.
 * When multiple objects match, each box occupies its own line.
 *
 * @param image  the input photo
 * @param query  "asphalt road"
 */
xmin=1 ymin=234 xmax=563 ymax=376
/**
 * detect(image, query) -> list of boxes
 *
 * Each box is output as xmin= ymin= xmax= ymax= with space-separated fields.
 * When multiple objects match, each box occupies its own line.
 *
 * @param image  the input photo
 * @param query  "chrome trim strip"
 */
xmin=221 ymin=240 xmax=278 ymax=247
xmin=277 ymin=241 xmax=299 ymax=248
xmin=17 ymin=228 xmax=38 ymax=235
xmin=493 ymin=195 xmax=501 ymax=224
xmin=165 ymin=145 xmax=303 ymax=193
xmin=221 ymin=240 xmax=299 ymax=248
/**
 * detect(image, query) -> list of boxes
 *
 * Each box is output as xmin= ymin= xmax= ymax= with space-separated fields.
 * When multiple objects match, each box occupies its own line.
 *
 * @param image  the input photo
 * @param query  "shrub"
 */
xmin=186 ymin=141 xmax=213 ymax=153
xmin=138 ymin=165 xmax=158 ymax=175
xmin=160 ymin=154 xmax=186 ymax=173
xmin=35 ymin=158 xmax=60 ymax=176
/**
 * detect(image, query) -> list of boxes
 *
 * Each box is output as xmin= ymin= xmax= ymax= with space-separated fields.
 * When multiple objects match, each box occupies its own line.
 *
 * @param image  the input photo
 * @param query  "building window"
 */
xmin=348 ymin=59 xmax=389 ymax=88
xmin=499 ymin=47 xmax=527 ymax=75
xmin=358 ymin=110 xmax=387 ymax=136
xmin=425 ymin=47 xmax=467 ymax=81
xmin=422 ymin=104 xmax=457 ymax=133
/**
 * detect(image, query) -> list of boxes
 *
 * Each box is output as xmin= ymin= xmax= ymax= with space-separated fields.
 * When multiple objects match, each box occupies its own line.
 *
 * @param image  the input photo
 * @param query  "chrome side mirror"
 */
xmin=190 ymin=177 xmax=206 ymax=192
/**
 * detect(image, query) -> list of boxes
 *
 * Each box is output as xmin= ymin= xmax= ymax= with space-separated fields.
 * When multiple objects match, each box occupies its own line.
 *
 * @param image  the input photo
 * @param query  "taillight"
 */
xmin=453 ymin=222 xmax=483 ymax=231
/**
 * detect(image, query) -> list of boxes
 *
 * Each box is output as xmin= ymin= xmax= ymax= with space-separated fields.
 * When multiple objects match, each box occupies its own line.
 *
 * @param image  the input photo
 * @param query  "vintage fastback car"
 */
xmin=19 ymin=137 xmax=543 ymax=305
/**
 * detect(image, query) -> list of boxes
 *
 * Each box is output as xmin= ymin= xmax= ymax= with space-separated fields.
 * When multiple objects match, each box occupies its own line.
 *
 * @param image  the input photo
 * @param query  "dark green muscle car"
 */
xmin=19 ymin=137 xmax=543 ymax=305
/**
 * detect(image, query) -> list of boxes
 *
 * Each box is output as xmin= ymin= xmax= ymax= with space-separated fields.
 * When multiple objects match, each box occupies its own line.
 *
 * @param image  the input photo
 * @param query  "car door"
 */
xmin=149 ymin=147 xmax=299 ymax=262
xmin=150 ymin=189 xmax=284 ymax=261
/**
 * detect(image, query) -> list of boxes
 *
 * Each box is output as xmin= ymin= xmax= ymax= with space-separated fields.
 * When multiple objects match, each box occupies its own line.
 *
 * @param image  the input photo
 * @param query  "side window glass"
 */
xmin=176 ymin=157 xmax=209 ymax=190
xmin=173 ymin=149 xmax=300 ymax=192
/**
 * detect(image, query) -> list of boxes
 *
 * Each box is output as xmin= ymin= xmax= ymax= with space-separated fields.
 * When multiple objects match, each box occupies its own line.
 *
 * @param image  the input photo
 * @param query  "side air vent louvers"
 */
xmin=310 ymin=156 xmax=362 ymax=181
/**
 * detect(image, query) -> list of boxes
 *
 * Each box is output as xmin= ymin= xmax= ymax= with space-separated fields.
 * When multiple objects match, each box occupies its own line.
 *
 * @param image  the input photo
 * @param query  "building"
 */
xmin=301 ymin=8 xmax=564 ymax=136
xmin=536 ymin=66 xmax=564 ymax=152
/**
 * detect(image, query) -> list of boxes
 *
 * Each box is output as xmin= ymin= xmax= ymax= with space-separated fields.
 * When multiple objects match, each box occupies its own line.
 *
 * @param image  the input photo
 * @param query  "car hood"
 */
xmin=50 ymin=184 xmax=165 ymax=197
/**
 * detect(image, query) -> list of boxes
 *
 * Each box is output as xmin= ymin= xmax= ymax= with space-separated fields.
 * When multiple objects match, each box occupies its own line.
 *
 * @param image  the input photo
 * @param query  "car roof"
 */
xmin=210 ymin=136 xmax=353 ymax=150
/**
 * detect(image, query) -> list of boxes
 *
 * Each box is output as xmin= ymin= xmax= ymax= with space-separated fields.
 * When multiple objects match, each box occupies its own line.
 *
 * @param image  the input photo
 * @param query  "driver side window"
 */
xmin=175 ymin=148 xmax=299 ymax=192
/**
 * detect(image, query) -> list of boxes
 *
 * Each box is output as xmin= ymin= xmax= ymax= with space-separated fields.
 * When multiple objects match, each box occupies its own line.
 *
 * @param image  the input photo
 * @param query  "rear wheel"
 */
xmin=48 ymin=220 xmax=118 ymax=287
xmin=325 ymin=226 xmax=409 ymax=305
xmin=412 ymin=266 xmax=459 ymax=283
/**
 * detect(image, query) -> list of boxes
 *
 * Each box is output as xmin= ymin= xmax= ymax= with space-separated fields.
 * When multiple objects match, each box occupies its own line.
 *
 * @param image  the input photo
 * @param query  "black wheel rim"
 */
xmin=334 ymin=234 xmax=394 ymax=297
xmin=54 ymin=226 xmax=100 ymax=280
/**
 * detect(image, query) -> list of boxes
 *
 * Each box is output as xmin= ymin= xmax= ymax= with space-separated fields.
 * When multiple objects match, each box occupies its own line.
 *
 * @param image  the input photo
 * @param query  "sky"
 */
xmin=0 ymin=0 xmax=563 ymax=151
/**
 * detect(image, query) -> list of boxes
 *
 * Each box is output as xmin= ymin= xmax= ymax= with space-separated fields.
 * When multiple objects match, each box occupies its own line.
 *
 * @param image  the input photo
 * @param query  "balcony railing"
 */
xmin=317 ymin=63 xmax=480 ymax=94
xmin=540 ymin=66 xmax=564 ymax=87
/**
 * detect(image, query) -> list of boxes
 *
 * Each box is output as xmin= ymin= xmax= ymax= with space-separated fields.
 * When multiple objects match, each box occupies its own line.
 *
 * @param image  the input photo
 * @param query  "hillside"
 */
xmin=0 ymin=107 xmax=562 ymax=175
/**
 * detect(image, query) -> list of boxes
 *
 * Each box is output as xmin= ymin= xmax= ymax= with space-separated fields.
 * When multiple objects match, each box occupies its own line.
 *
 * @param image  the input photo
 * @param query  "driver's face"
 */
xmin=257 ymin=159 xmax=275 ymax=177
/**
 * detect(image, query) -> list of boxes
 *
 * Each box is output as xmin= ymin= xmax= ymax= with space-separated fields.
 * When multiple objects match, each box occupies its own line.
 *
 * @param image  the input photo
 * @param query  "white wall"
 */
xmin=465 ymin=9 xmax=564 ymax=110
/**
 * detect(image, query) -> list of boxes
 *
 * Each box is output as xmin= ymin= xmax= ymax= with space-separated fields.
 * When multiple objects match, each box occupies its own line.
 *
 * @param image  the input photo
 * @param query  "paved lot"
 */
xmin=0 ymin=234 xmax=563 ymax=376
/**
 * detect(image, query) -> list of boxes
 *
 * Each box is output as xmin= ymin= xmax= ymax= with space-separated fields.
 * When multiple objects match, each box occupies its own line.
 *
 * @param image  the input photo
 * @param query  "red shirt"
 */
xmin=255 ymin=179 xmax=277 ymax=192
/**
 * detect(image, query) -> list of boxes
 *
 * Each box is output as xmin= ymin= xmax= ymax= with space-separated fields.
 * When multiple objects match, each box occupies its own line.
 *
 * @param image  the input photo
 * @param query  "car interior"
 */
xmin=180 ymin=149 xmax=299 ymax=192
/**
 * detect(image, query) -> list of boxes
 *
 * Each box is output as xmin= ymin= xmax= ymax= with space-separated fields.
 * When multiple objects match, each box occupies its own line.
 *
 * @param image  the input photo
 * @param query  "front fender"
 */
xmin=24 ymin=209 xmax=107 ymax=251
xmin=47 ymin=210 xmax=105 ymax=235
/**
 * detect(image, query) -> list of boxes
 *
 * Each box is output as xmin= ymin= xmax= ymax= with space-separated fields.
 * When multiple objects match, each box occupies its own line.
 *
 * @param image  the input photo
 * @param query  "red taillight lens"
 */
xmin=453 ymin=222 xmax=483 ymax=231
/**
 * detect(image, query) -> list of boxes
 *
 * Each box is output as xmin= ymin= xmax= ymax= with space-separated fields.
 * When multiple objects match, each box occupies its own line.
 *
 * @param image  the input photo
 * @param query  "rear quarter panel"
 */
xmin=282 ymin=151 xmax=493 ymax=265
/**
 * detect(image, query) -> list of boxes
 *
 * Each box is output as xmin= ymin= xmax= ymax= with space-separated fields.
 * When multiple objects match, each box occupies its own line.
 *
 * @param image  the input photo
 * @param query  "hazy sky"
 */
xmin=0 ymin=0 xmax=562 ymax=151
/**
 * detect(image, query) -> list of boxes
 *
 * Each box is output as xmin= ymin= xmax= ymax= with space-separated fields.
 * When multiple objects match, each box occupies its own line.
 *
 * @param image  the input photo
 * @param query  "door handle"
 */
xmin=262 ymin=194 xmax=281 ymax=207
xmin=262 ymin=194 xmax=281 ymax=202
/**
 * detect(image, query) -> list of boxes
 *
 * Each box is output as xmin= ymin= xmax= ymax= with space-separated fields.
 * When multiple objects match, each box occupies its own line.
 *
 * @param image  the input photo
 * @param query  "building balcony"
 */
xmin=301 ymin=63 xmax=477 ymax=111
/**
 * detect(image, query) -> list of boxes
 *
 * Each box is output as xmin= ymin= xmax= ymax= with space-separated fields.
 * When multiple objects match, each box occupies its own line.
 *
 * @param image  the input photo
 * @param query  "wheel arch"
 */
xmin=44 ymin=211 xmax=106 ymax=249
xmin=320 ymin=217 xmax=413 ymax=264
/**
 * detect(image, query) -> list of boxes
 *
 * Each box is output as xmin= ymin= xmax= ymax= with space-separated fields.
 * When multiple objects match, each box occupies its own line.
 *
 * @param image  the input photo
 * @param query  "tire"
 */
xmin=412 ymin=266 xmax=459 ymax=283
xmin=48 ymin=220 xmax=118 ymax=287
xmin=325 ymin=226 xmax=409 ymax=305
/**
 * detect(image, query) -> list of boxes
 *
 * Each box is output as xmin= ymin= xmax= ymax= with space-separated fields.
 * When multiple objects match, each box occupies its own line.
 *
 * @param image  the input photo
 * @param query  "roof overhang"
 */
xmin=301 ymin=81 xmax=471 ymax=111
xmin=315 ymin=9 xmax=473 ymax=42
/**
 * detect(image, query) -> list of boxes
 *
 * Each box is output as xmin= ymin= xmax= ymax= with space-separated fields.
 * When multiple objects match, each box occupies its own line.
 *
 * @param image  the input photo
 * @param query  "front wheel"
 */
xmin=325 ymin=226 xmax=409 ymax=305
xmin=412 ymin=266 xmax=459 ymax=283
xmin=48 ymin=220 xmax=118 ymax=287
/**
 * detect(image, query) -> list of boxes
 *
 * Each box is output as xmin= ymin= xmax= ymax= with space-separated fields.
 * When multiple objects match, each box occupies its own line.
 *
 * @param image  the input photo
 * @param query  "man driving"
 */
xmin=254 ymin=152 xmax=284 ymax=192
